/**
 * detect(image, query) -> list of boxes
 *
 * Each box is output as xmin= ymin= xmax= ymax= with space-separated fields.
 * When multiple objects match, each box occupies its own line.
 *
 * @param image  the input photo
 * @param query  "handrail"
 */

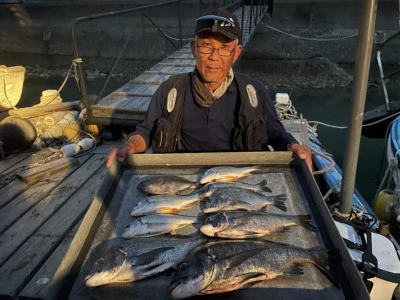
xmin=71 ymin=0 xmax=270 ymax=110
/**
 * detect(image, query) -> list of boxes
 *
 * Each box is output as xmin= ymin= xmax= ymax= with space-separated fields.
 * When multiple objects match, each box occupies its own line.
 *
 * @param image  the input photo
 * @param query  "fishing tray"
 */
xmin=46 ymin=152 xmax=369 ymax=300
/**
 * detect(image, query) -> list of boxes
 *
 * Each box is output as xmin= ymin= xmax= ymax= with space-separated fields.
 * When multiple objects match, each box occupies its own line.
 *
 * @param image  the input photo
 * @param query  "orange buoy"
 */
xmin=63 ymin=123 xmax=80 ymax=140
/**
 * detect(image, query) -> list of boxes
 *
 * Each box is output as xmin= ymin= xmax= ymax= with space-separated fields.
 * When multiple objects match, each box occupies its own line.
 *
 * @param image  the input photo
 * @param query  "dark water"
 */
xmin=6 ymin=64 xmax=393 ymax=205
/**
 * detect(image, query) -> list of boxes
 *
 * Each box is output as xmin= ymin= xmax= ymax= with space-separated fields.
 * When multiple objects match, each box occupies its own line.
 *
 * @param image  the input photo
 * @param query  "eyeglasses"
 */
xmin=196 ymin=43 xmax=236 ymax=57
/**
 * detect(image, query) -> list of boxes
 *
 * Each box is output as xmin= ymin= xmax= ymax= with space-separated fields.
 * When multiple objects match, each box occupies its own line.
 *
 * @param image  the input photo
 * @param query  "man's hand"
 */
xmin=106 ymin=134 xmax=146 ymax=168
xmin=288 ymin=143 xmax=313 ymax=173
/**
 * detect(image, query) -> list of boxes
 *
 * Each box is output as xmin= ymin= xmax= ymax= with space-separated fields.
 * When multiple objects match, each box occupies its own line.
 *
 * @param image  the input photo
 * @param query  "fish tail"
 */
xmin=273 ymin=194 xmax=287 ymax=212
xmin=297 ymin=215 xmax=318 ymax=232
xmin=257 ymin=179 xmax=272 ymax=193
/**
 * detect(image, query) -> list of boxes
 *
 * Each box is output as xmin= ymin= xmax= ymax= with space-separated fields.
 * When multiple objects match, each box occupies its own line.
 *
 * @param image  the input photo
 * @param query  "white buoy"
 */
xmin=77 ymin=138 xmax=95 ymax=152
xmin=60 ymin=144 xmax=80 ymax=157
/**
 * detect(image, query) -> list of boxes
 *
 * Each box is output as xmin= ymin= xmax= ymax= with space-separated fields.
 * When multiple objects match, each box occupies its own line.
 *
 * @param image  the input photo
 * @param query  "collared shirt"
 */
xmin=133 ymin=73 xmax=297 ymax=151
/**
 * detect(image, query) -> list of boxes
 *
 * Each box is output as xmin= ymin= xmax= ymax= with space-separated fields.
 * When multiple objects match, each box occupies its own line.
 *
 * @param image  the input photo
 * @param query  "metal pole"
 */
xmin=339 ymin=0 xmax=378 ymax=214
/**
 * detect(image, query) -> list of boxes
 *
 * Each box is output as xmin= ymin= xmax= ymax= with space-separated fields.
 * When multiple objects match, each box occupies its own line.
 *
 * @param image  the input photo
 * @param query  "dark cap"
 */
xmin=194 ymin=8 xmax=242 ymax=44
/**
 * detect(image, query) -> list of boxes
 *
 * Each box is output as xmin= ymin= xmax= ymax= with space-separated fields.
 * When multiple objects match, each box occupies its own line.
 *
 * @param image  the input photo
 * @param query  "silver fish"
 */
xmin=199 ymin=166 xmax=260 ymax=184
xmin=200 ymin=180 xmax=272 ymax=198
xmin=169 ymin=240 xmax=331 ymax=299
xmin=131 ymin=193 xmax=202 ymax=216
xmin=203 ymin=187 xmax=287 ymax=213
xmin=137 ymin=175 xmax=199 ymax=195
xmin=122 ymin=214 xmax=200 ymax=238
xmin=85 ymin=236 xmax=206 ymax=287
xmin=200 ymin=211 xmax=316 ymax=239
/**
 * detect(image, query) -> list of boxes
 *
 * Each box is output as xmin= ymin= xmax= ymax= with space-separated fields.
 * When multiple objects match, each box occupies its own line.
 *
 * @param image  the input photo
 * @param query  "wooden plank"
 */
xmin=94 ymin=96 xmax=150 ymax=110
xmin=13 ymin=166 xmax=107 ymax=299
xmin=150 ymin=66 xmax=194 ymax=73
xmin=0 ymin=235 xmax=59 ymax=298
xmin=18 ymin=227 xmax=79 ymax=300
xmin=0 ymin=156 xmax=89 ymax=234
xmin=0 ymin=152 xmax=33 ymax=174
xmin=45 ymin=163 xmax=121 ymax=300
xmin=17 ymin=157 xmax=80 ymax=183
xmin=144 ymin=70 xmax=189 ymax=76
xmin=111 ymin=91 xmax=153 ymax=98
xmin=0 ymin=155 xmax=39 ymax=208
xmin=129 ymin=73 xmax=171 ymax=85
xmin=8 ymin=101 xmax=80 ymax=119
xmin=157 ymin=62 xmax=195 ymax=67
xmin=90 ymin=108 xmax=147 ymax=120
xmin=37 ymin=163 xmax=107 ymax=236
xmin=168 ymin=53 xmax=193 ymax=59
xmin=114 ymin=83 xmax=159 ymax=96
xmin=0 ymin=154 xmax=106 ymax=267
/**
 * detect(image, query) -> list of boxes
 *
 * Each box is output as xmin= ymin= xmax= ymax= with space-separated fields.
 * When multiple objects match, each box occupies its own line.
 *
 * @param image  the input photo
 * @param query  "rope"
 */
xmin=274 ymin=99 xmax=298 ymax=120
xmin=322 ymin=181 xmax=341 ymax=201
xmin=34 ymin=58 xmax=82 ymax=106
xmin=260 ymin=22 xmax=359 ymax=41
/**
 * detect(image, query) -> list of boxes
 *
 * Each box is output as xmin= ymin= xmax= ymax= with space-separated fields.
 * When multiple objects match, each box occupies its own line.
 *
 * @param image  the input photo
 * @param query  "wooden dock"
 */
xmin=89 ymin=6 xmax=266 ymax=126
xmin=0 ymin=119 xmax=308 ymax=299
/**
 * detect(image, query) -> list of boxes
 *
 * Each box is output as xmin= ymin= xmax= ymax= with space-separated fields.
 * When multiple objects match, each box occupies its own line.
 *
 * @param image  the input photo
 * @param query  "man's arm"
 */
xmin=106 ymin=82 xmax=167 ymax=168
xmin=106 ymin=134 xmax=147 ymax=168
xmin=255 ymin=80 xmax=313 ymax=172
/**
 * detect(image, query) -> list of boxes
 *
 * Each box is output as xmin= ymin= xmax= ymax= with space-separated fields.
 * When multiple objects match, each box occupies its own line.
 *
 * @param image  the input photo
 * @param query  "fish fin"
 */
xmin=257 ymin=179 xmax=272 ymax=193
xmin=176 ymin=187 xmax=196 ymax=195
xmin=156 ymin=207 xmax=179 ymax=214
xmin=131 ymin=247 xmax=174 ymax=265
xmin=285 ymin=263 xmax=305 ymax=275
xmin=228 ymin=200 xmax=252 ymax=207
xmin=273 ymin=193 xmax=287 ymax=212
xmin=203 ymin=272 xmax=267 ymax=294
xmin=298 ymin=215 xmax=318 ymax=232
xmin=219 ymin=248 xmax=267 ymax=270
xmin=140 ymin=262 xmax=176 ymax=277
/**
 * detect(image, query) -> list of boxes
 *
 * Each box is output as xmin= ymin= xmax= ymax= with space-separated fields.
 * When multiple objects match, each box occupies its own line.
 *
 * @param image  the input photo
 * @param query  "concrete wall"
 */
xmin=1 ymin=0 xmax=399 ymax=73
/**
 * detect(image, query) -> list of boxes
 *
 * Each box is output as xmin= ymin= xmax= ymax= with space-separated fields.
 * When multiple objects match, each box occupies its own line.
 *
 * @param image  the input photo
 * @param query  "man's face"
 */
xmin=190 ymin=32 xmax=242 ymax=89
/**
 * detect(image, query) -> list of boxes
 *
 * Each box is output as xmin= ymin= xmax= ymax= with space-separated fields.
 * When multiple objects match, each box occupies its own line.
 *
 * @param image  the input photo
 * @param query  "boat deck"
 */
xmin=89 ymin=5 xmax=264 ymax=126
xmin=0 ymin=119 xmax=308 ymax=299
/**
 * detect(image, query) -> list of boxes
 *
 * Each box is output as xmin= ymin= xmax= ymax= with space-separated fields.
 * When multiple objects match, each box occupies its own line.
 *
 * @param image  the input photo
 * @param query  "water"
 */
xmin=4 ymin=61 xmax=393 ymax=205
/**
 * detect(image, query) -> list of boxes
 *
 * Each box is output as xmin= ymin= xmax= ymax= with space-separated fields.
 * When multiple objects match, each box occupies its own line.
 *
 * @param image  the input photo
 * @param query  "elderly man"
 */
xmin=107 ymin=8 xmax=312 ymax=170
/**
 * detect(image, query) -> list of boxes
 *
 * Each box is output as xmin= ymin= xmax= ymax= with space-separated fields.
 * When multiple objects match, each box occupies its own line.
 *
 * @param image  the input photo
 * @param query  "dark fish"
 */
xmin=200 ymin=211 xmax=317 ymax=239
xmin=169 ymin=240 xmax=331 ymax=299
xmin=137 ymin=175 xmax=199 ymax=195
xmin=200 ymin=180 xmax=272 ymax=198
xmin=85 ymin=236 xmax=206 ymax=287
xmin=203 ymin=187 xmax=287 ymax=213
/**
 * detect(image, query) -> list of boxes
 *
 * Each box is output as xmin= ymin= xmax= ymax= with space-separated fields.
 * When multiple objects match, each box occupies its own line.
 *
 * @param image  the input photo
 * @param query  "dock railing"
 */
xmin=70 ymin=0 xmax=271 ymax=111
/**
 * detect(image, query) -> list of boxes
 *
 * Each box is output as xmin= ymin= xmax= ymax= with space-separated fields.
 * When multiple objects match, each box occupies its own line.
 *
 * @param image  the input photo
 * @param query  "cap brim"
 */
xmin=194 ymin=28 xmax=238 ymax=41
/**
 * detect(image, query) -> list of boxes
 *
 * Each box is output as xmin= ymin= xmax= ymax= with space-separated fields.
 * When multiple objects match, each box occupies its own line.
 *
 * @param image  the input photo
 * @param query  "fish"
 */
xmin=202 ymin=187 xmax=287 ymax=213
xmin=137 ymin=175 xmax=199 ymax=195
xmin=131 ymin=192 xmax=202 ymax=216
xmin=200 ymin=179 xmax=272 ymax=198
xmin=200 ymin=211 xmax=317 ymax=239
xmin=85 ymin=236 xmax=206 ymax=287
xmin=199 ymin=166 xmax=261 ymax=184
xmin=122 ymin=214 xmax=201 ymax=238
xmin=169 ymin=239 xmax=332 ymax=299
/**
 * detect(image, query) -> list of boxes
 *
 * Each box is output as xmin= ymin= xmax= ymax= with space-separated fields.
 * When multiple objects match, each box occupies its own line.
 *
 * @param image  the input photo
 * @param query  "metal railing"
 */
xmin=71 ymin=0 xmax=271 ymax=110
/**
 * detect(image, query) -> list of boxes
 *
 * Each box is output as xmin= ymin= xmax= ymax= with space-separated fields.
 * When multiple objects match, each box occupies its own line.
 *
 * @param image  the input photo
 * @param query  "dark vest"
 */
xmin=152 ymin=73 xmax=268 ymax=153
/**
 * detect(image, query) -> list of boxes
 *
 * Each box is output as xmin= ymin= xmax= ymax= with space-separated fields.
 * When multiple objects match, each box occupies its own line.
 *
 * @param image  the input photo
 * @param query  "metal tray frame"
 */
xmin=45 ymin=152 xmax=370 ymax=300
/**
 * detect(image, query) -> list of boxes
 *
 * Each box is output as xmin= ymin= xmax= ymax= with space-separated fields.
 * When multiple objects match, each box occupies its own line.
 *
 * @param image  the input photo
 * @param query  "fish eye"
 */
xmin=178 ymin=261 xmax=189 ymax=270
xmin=94 ymin=257 xmax=104 ymax=266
